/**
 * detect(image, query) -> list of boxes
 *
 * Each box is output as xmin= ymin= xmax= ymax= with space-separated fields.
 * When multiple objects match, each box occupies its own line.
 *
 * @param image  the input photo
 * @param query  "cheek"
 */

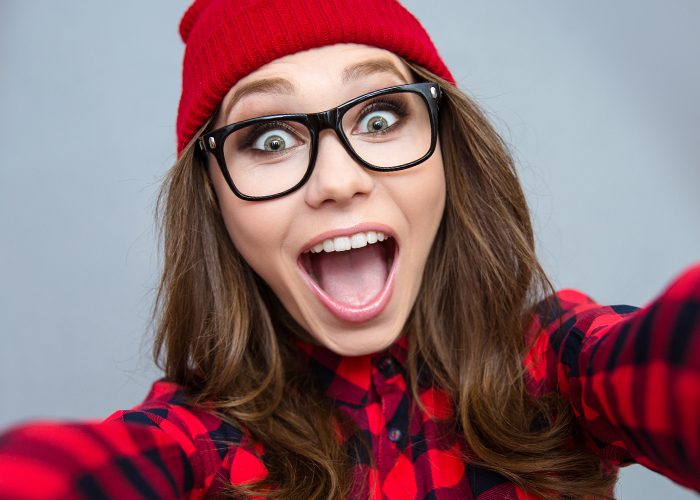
xmin=423 ymin=155 xmax=446 ymax=219
xmin=209 ymin=166 xmax=291 ymax=280
xmin=391 ymin=150 xmax=446 ymax=229
xmin=222 ymin=202 xmax=278 ymax=263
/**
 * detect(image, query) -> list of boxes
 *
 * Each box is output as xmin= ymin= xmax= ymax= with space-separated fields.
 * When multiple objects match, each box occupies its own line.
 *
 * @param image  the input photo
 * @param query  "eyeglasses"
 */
xmin=198 ymin=81 xmax=442 ymax=201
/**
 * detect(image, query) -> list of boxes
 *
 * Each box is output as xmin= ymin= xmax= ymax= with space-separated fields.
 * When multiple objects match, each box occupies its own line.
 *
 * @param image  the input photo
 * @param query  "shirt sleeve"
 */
xmin=524 ymin=264 xmax=700 ymax=492
xmin=0 ymin=394 xmax=241 ymax=499
xmin=0 ymin=417 xmax=200 ymax=499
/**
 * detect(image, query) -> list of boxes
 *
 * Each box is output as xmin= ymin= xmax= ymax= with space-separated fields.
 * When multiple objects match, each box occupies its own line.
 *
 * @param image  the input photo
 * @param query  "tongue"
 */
xmin=311 ymin=243 xmax=388 ymax=306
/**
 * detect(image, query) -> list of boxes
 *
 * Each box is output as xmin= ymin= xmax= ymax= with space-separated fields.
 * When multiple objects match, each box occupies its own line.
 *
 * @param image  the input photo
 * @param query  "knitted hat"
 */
xmin=176 ymin=0 xmax=455 ymax=155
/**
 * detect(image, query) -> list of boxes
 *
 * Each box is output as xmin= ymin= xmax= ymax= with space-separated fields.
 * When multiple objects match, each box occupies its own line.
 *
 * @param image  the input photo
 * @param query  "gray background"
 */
xmin=0 ymin=1 xmax=698 ymax=498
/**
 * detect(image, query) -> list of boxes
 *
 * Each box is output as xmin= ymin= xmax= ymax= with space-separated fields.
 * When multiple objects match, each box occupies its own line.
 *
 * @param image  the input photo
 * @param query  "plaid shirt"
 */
xmin=1 ymin=264 xmax=699 ymax=499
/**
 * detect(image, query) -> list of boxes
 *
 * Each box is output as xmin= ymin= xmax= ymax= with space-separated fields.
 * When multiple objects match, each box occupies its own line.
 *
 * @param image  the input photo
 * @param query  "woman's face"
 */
xmin=208 ymin=44 xmax=446 ymax=356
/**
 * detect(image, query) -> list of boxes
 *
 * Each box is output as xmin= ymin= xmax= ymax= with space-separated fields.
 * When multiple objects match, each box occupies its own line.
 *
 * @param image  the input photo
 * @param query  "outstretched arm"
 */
xmin=524 ymin=264 xmax=700 ymax=492
xmin=0 ymin=418 xmax=199 ymax=499
xmin=0 ymin=381 xmax=241 ymax=498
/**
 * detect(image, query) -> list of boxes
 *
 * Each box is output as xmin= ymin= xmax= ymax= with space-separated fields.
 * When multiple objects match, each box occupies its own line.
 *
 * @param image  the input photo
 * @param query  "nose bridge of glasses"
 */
xmin=310 ymin=108 xmax=339 ymax=134
xmin=305 ymin=106 xmax=374 ymax=203
xmin=308 ymin=108 xmax=353 ymax=155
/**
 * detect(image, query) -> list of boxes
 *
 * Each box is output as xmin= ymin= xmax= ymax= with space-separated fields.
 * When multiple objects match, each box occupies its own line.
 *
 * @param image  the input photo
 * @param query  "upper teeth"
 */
xmin=307 ymin=231 xmax=389 ymax=254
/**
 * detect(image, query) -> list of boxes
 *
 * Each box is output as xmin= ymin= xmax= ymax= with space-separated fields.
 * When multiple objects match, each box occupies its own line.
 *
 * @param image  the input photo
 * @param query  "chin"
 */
xmin=303 ymin=307 xmax=407 ymax=357
xmin=319 ymin=333 xmax=399 ymax=357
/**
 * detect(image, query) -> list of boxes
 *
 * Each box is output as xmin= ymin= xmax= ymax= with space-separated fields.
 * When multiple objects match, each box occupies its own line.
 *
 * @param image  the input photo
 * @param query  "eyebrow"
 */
xmin=222 ymin=58 xmax=409 ymax=120
xmin=340 ymin=58 xmax=408 ymax=86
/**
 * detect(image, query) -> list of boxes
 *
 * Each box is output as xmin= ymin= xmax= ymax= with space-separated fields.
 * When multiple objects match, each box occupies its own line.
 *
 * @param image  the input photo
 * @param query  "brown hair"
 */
xmin=152 ymin=61 xmax=617 ymax=499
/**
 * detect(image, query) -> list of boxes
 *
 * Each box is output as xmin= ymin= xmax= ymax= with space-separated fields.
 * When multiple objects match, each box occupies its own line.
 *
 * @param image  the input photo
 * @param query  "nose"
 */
xmin=303 ymin=129 xmax=375 ymax=208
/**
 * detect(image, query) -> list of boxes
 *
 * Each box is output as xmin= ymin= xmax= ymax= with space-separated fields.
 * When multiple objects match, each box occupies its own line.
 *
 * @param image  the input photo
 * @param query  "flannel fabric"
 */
xmin=1 ymin=264 xmax=699 ymax=499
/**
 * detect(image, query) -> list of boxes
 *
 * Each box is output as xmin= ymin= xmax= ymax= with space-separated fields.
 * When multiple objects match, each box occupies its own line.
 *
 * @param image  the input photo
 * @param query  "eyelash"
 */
xmin=237 ymin=121 xmax=300 ymax=152
xmin=354 ymin=98 xmax=408 ymax=135
xmin=235 ymin=96 xmax=410 ymax=152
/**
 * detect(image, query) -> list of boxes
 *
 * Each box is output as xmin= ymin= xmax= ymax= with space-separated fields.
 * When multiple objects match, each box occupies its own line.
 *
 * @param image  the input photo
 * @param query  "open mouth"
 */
xmin=297 ymin=230 xmax=398 ymax=323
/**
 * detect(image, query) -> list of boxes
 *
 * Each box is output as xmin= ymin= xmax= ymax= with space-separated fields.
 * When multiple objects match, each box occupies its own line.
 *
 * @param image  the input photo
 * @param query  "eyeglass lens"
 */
xmin=221 ymin=91 xmax=432 ymax=198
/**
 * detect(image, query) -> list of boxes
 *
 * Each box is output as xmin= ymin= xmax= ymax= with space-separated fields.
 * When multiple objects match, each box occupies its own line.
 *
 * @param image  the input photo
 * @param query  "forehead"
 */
xmin=243 ymin=44 xmax=411 ymax=82
xmin=219 ymin=44 xmax=414 ymax=120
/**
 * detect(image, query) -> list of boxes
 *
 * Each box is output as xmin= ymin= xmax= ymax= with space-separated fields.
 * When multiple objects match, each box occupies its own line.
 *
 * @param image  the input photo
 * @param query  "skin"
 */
xmin=207 ymin=44 xmax=446 ymax=356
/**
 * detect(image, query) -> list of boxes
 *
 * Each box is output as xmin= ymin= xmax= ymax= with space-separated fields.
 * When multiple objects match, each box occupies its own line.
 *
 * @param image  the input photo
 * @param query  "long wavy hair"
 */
xmin=152 ymin=60 xmax=618 ymax=499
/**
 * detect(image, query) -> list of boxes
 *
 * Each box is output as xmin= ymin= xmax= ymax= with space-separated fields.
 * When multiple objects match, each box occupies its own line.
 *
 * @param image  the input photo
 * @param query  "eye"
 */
xmin=357 ymin=109 xmax=399 ymax=134
xmin=350 ymin=97 xmax=408 ymax=136
xmin=252 ymin=128 xmax=299 ymax=152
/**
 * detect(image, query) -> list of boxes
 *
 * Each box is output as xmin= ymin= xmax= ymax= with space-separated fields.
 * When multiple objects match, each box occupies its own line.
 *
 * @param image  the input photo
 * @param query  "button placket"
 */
xmin=373 ymin=355 xmax=409 ymax=483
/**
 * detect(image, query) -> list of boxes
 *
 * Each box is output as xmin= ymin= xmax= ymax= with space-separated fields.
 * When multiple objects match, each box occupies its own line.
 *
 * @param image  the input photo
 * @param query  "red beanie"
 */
xmin=176 ymin=0 xmax=455 ymax=155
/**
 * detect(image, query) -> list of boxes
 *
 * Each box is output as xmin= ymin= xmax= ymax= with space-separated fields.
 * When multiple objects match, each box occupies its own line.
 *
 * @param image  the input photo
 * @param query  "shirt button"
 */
xmin=388 ymin=428 xmax=402 ymax=442
xmin=378 ymin=356 xmax=393 ymax=371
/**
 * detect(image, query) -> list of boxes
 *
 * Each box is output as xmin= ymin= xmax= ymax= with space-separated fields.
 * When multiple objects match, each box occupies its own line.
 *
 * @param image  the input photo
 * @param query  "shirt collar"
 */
xmin=293 ymin=335 xmax=410 ymax=407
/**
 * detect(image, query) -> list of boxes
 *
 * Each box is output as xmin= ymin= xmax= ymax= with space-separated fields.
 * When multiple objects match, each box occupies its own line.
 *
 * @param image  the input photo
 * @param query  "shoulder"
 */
xmin=0 ymin=380 xmax=258 ymax=497
xmin=532 ymin=263 xmax=700 ymax=348
xmin=106 ymin=378 xmax=245 ymax=456
xmin=529 ymin=288 xmax=639 ymax=341
xmin=524 ymin=263 xmax=700 ymax=394
xmin=105 ymin=379 xmax=256 ymax=493
xmin=523 ymin=288 xmax=639 ymax=396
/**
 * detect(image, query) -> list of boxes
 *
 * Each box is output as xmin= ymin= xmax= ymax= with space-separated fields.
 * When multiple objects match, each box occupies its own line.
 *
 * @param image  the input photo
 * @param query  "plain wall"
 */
xmin=1 ymin=1 xmax=698 ymax=498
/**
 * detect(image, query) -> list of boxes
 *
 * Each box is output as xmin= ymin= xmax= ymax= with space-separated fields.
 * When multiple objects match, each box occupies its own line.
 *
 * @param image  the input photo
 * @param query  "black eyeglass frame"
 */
xmin=198 ymin=81 xmax=443 ymax=201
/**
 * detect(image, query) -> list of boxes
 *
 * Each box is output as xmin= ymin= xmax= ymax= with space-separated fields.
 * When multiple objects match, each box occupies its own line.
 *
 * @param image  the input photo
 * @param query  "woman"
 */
xmin=1 ymin=0 xmax=698 ymax=498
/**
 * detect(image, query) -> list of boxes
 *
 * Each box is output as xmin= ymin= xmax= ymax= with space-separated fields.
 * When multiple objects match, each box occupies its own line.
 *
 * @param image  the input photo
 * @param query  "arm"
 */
xmin=0 ymin=381 xmax=238 ymax=499
xmin=0 ymin=418 xmax=200 ymax=499
xmin=524 ymin=264 xmax=700 ymax=492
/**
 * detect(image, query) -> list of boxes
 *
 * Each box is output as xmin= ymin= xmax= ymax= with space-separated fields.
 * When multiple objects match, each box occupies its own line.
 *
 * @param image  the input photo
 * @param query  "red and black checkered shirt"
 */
xmin=1 ymin=265 xmax=699 ymax=499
